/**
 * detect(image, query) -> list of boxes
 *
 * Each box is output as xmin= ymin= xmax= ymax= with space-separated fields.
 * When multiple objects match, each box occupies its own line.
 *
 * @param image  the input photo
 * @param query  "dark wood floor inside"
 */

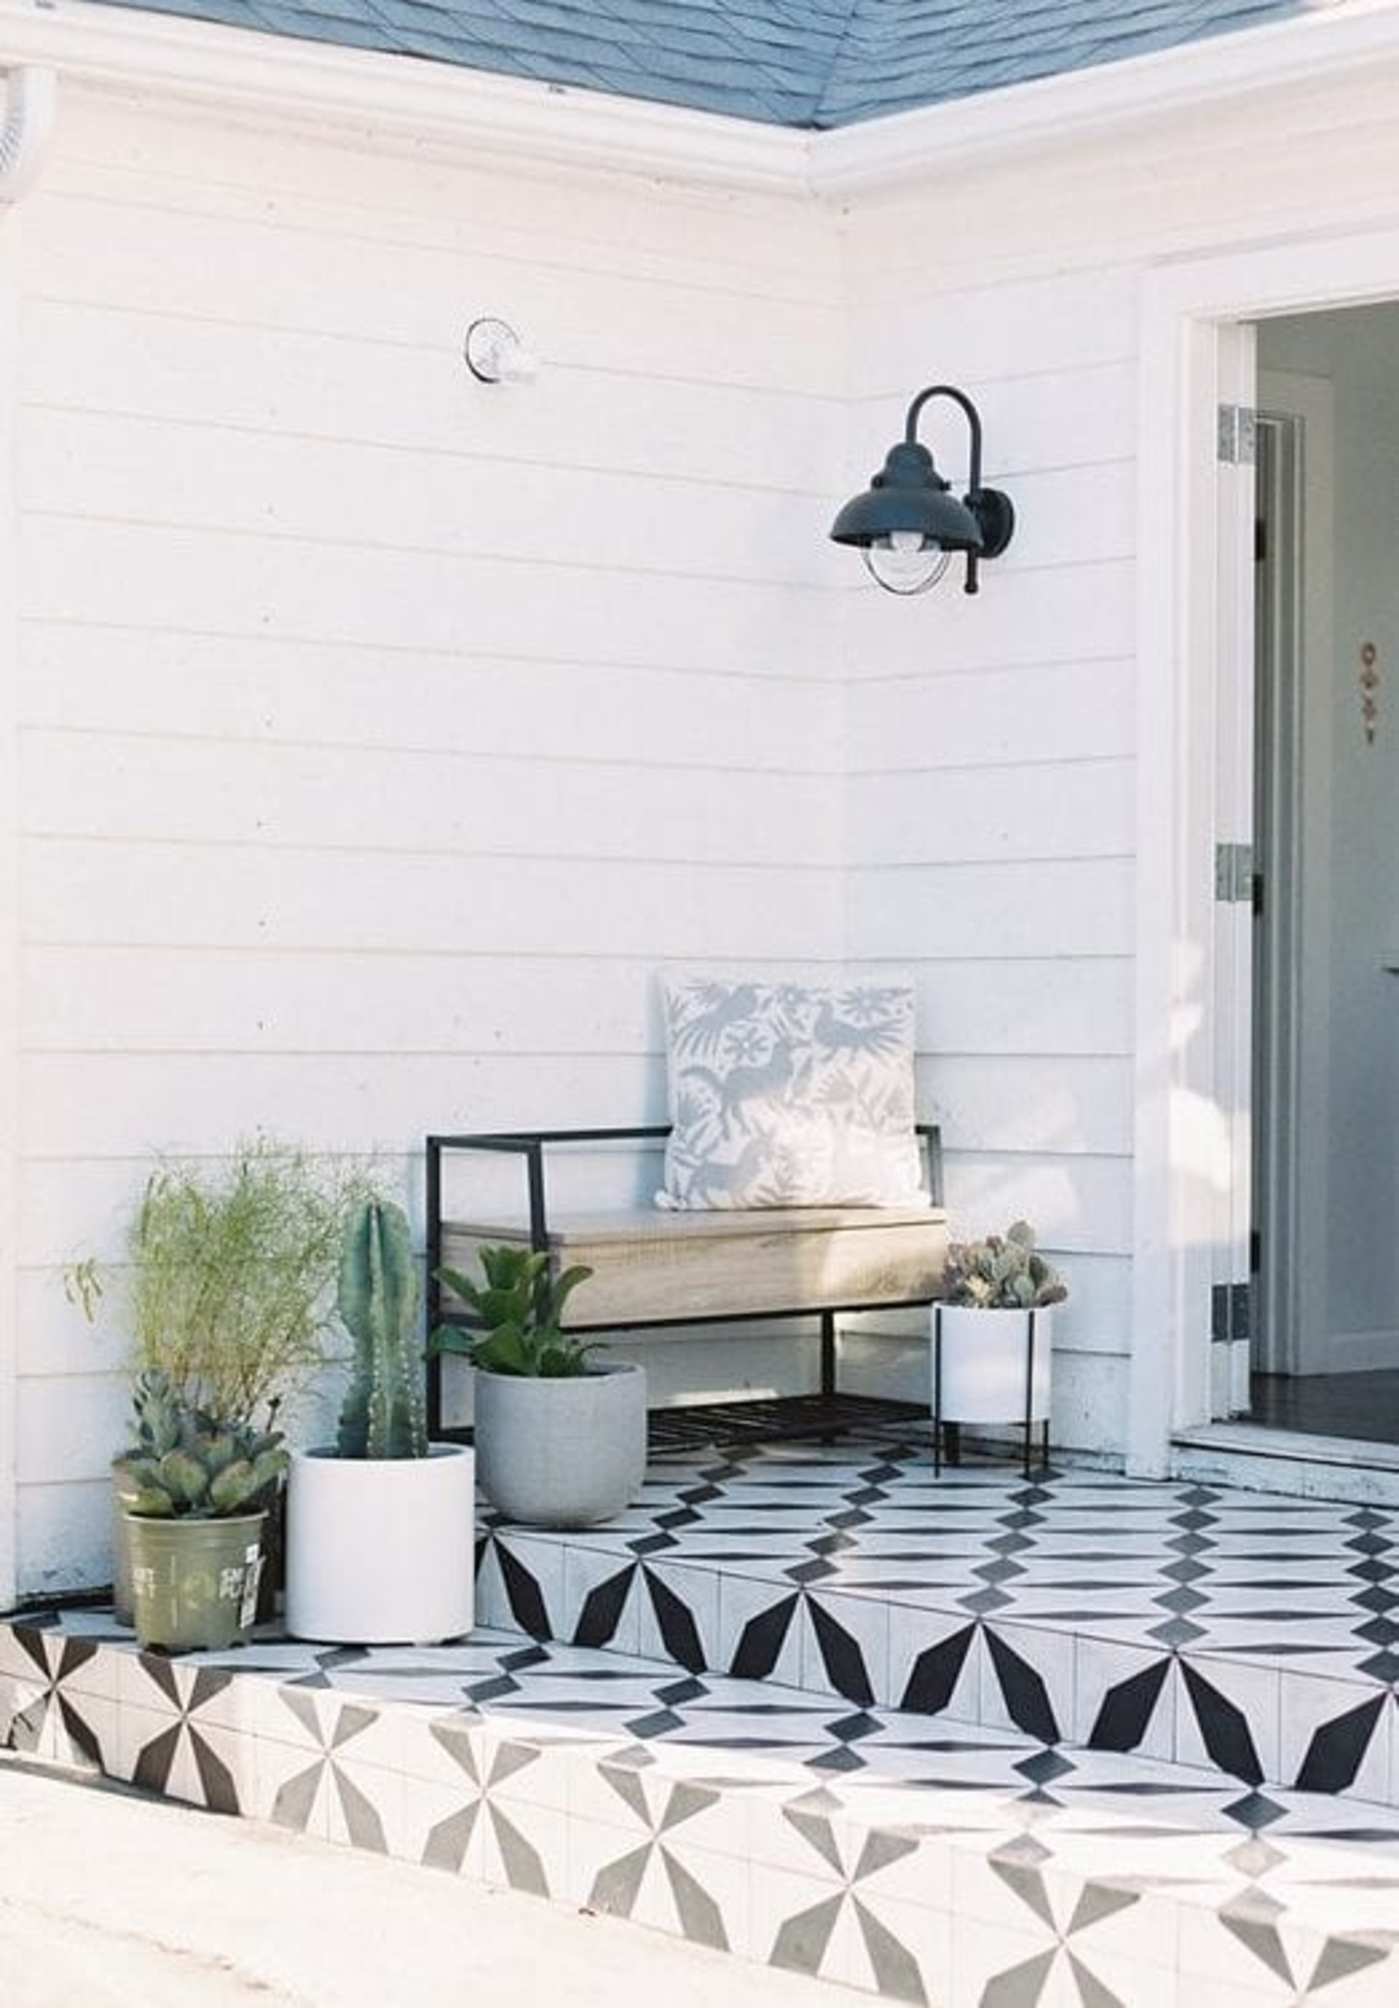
xmin=1252 ymin=1370 xmax=1399 ymax=1445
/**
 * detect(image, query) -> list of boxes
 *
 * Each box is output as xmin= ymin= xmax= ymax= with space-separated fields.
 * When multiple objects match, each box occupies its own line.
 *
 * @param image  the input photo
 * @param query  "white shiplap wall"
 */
xmin=15 ymin=47 xmax=1399 ymax=1594
xmin=836 ymin=267 xmax=1138 ymax=1451
xmin=835 ymin=61 xmax=1399 ymax=1451
xmin=8 ymin=88 xmax=847 ymax=1595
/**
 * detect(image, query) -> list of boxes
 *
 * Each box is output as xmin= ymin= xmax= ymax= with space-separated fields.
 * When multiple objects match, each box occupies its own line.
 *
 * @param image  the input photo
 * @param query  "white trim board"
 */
xmin=1173 ymin=1426 xmax=1399 ymax=1506
xmin=1132 ymin=223 xmax=1399 ymax=1479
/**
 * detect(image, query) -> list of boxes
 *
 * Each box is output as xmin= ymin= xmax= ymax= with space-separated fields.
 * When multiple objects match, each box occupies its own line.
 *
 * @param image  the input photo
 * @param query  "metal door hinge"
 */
xmin=1215 ymin=841 xmax=1254 ymax=902
xmin=1211 ymin=1280 xmax=1252 ymax=1344
xmin=1217 ymin=403 xmax=1258 ymax=465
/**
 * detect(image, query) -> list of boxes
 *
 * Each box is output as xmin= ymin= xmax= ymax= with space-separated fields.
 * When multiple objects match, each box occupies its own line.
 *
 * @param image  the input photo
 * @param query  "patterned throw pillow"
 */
xmin=657 ymin=979 xmax=927 ymax=1210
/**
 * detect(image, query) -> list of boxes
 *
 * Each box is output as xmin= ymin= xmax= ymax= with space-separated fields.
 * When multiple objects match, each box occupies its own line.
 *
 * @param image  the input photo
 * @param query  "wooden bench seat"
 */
xmin=441 ymin=1204 xmax=949 ymax=1329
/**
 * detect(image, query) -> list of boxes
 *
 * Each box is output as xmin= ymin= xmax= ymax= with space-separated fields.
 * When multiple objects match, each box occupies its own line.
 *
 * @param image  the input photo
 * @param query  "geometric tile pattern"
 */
xmin=7 ymin=1606 xmax=1399 ymax=2006
xmin=472 ymin=1434 xmax=1399 ymax=1809
xmin=0 ymin=1622 xmax=115 ymax=1776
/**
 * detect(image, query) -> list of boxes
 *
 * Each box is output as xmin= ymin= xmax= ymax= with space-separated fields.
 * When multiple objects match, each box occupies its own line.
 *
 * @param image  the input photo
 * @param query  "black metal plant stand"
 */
xmin=931 ymin=1302 xmax=1052 ymax=1481
xmin=425 ymin=1124 xmax=944 ymax=1453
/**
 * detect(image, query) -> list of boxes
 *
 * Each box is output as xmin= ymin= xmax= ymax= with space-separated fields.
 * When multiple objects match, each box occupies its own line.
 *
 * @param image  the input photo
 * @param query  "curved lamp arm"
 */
xmin=904 ymin=384 xmax=989 ymax=593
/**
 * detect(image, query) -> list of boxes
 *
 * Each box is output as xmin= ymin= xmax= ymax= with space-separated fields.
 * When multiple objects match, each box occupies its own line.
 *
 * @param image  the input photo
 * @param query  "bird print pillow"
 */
xmin=657 ymin=978 xmax=927 ymax=1210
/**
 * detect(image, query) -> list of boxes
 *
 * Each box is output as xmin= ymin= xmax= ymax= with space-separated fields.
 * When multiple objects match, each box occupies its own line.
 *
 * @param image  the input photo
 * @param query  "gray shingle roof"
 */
xmin=88 ymin=0 xmax=1333 ymax=128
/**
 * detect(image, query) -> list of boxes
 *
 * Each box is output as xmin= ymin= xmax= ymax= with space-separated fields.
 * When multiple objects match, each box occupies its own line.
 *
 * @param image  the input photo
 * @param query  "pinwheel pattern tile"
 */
xmin=0 ymin=1622 xmax=113 ymax=1773
xmin=7 ymin=1613 xmax=1399 ymax=2005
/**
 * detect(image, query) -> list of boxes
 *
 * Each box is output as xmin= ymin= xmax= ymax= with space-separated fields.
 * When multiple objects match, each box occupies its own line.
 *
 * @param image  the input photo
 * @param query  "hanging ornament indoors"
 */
xmin=1359 ymin=640 xmax=1380 ymax=745
xmin=831 ymin=384 xmax=1015 ymax=596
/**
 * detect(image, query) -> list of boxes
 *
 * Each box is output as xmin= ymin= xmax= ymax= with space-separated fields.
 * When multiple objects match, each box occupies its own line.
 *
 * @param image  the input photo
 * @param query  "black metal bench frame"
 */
xmin=425 ymin=1123 xmax=944 ymax=1452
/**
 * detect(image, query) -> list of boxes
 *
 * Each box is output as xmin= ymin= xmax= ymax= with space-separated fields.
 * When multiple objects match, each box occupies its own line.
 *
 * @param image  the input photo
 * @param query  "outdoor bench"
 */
xmin=425 ymin=1124 xmax=947 ymax=1451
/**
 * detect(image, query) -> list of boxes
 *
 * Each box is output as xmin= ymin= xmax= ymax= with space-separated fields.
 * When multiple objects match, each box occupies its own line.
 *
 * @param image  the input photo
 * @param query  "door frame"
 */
xmin=1129 ymin=224 xmax=1399 ymax=1477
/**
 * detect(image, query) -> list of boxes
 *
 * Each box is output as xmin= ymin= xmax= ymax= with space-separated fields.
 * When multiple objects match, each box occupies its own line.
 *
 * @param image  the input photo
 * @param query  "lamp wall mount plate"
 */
xmin=464 ymin=317 xmax=539 ymax=384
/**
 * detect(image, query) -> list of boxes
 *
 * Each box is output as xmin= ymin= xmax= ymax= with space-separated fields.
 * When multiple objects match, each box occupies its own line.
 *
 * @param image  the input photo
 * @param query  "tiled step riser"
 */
xmin=6 ymin=1620 xmax=1394 ymax=2008
xmin=479 ymin=1534 xmax=1399 ymax=1808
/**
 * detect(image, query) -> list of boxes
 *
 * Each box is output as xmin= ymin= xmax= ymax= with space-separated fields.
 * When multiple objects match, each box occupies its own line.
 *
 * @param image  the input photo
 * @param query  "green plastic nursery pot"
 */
xmin=111 ymin=1463 xmax=136 ymax=1627
xmin=126 ymin=1511 xmax=266 ymax=1651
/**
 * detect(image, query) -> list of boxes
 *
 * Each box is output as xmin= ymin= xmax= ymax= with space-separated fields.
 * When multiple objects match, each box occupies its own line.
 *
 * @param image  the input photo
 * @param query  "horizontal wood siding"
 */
xmin=9 ymin=94 xmax=844 ymax=1594
xmin=836 ymin=223 xmax=1139 ymax=1453
xmin=835 ymin=60 xmax=1399 ymax=1455
xmin=17 ymin=53 xmax=1399 ymax=1590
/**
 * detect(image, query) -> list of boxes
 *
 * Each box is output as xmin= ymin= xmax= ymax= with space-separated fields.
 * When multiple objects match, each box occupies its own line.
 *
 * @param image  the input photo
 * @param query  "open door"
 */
xmin=1252 ymin=370 xmax=1335 ymax=1389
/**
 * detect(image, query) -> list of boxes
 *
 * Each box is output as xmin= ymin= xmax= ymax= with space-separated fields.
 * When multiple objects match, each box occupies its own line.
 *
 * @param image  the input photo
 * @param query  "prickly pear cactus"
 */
xmin=943 ymin=1220 xmax=1068 ymax=1311
xmin=336 ymin=1198 xmax=428 ymax=1460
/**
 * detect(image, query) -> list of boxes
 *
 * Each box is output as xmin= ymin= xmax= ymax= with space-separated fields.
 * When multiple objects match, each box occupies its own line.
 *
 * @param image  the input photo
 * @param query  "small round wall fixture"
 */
xmin=831 ymin=384 xmax=1014 ymax=596
xmin=463 ymin=316 xmax=539 ymax=384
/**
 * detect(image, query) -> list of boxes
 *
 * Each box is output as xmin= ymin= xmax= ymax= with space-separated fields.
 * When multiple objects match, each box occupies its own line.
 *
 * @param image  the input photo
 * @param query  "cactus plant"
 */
xmin=115 ymin=1370 xmax=288 ymax=1520
xmin=942 ymin=1221 xmax=1068 ymax=1312
xmin=432 ymin=1245 xmax=597 ymax=1376
xmin=335 ymin=1198 xmax=428 ymax=1459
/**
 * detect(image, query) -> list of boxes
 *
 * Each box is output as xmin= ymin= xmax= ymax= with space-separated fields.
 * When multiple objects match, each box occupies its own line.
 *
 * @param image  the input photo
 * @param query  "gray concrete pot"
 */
xmin=475 ymin=1361 xmax=646 ymax=1528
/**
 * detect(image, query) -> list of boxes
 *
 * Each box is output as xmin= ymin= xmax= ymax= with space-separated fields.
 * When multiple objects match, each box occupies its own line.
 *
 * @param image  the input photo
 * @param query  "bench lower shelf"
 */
xmin=439 ymin=1390 xmax=932 ymax=1456
xmin=645 ymin=1391 xmax=932 ymax=1451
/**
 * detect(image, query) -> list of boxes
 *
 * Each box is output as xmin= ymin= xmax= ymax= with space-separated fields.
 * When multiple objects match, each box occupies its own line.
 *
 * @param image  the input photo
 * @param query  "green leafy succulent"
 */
xmin=115 ymin=1369 xmax=289 ymax=1520
xmin=431 ymin=1246 xmax=597 ymax=1377
xmin=943 ymin=1221 xmax=1068 ymax=1312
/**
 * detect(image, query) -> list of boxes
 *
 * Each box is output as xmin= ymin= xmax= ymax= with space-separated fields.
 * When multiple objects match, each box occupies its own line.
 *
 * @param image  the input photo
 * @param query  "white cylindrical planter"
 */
xmin=932 ymin=1305 xmax=1053 ymax=1425
xmin=285 ymin=1443 xmax=474 ymax=1645
xmin=476 ymin=1362 xmax=646 ymax=1528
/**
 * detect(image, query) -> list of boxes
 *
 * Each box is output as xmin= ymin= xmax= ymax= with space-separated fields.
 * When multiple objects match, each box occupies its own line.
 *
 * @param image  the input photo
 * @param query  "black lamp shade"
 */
xmin=830 ymin=441 xmax=984 ymax=553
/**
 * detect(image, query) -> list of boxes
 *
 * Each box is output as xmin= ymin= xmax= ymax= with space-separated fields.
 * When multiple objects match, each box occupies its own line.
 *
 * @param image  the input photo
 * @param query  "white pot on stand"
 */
xmin=931 ymin=1305 xmax=1052 ymax=1475
xmin=285 ymin=1443 xmax=474 ymax=1644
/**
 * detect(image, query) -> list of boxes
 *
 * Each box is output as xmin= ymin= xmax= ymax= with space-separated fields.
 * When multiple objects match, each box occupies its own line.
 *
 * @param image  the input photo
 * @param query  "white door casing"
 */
xmin=1133 ymin=225 xmax=1399 ymax=1477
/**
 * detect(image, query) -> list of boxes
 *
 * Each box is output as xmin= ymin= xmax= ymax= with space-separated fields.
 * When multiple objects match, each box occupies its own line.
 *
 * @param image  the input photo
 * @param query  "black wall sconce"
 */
xmin=831 ymin=384 xmax=1015 ymax=596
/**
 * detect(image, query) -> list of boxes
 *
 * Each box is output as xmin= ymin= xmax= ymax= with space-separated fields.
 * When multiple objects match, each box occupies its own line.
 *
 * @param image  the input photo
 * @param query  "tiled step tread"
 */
xmin=475 ymin=1436 xmax=1399 ymax=1808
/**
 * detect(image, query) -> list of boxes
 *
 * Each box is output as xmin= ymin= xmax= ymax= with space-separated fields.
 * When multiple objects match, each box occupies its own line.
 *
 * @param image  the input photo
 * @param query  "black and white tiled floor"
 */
xmin=476 ymin=1435 xmax=1399 ymax=1807
xmin=7 ymin=1605 xmax=1399 ymax=2007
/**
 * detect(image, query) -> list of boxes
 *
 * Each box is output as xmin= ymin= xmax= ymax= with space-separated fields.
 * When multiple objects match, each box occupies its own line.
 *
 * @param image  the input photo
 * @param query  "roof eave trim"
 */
xmin=6 ymin=0 xmax=1399 ymax=200
xmin=813 ymin=0 xmax=1399 ymax=197
xmin=0 ymin=0 xmax=811 ymax=193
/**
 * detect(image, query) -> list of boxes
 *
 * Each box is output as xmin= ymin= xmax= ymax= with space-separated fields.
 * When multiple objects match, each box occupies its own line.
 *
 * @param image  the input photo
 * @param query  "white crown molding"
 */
xmin=814 ymin=0 xmax=1399 ymax=197
xmin=2 ymin=0 xmax=1399 ymax=199
xmin=0 ymin=0 xmax=809 ymax=193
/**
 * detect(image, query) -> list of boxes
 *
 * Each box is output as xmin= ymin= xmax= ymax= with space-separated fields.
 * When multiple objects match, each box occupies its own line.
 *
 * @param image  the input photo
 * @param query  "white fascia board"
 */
xmin=813 ymin=0 xmax=1399 ymax=198
xmin=0 ymin=0 xmax=810 ymax=193
xmin=4 ymin=0 xmax=1399 ymax=199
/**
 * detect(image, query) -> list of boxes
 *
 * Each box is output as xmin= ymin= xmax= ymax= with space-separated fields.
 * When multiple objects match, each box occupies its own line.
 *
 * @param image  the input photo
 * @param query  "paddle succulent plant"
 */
xmin=942 ymin=1221 xmax=1068 ymax=1312
xmin=116 ymin=1370 xmax=289 ymax=1520
xmin=432 ymin=1245 xmax=597 ymax=1376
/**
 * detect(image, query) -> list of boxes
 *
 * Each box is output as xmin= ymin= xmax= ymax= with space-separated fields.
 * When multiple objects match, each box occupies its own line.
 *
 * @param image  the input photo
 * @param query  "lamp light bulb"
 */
xmin=862 ymin=532 xmax=953 ymax=597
